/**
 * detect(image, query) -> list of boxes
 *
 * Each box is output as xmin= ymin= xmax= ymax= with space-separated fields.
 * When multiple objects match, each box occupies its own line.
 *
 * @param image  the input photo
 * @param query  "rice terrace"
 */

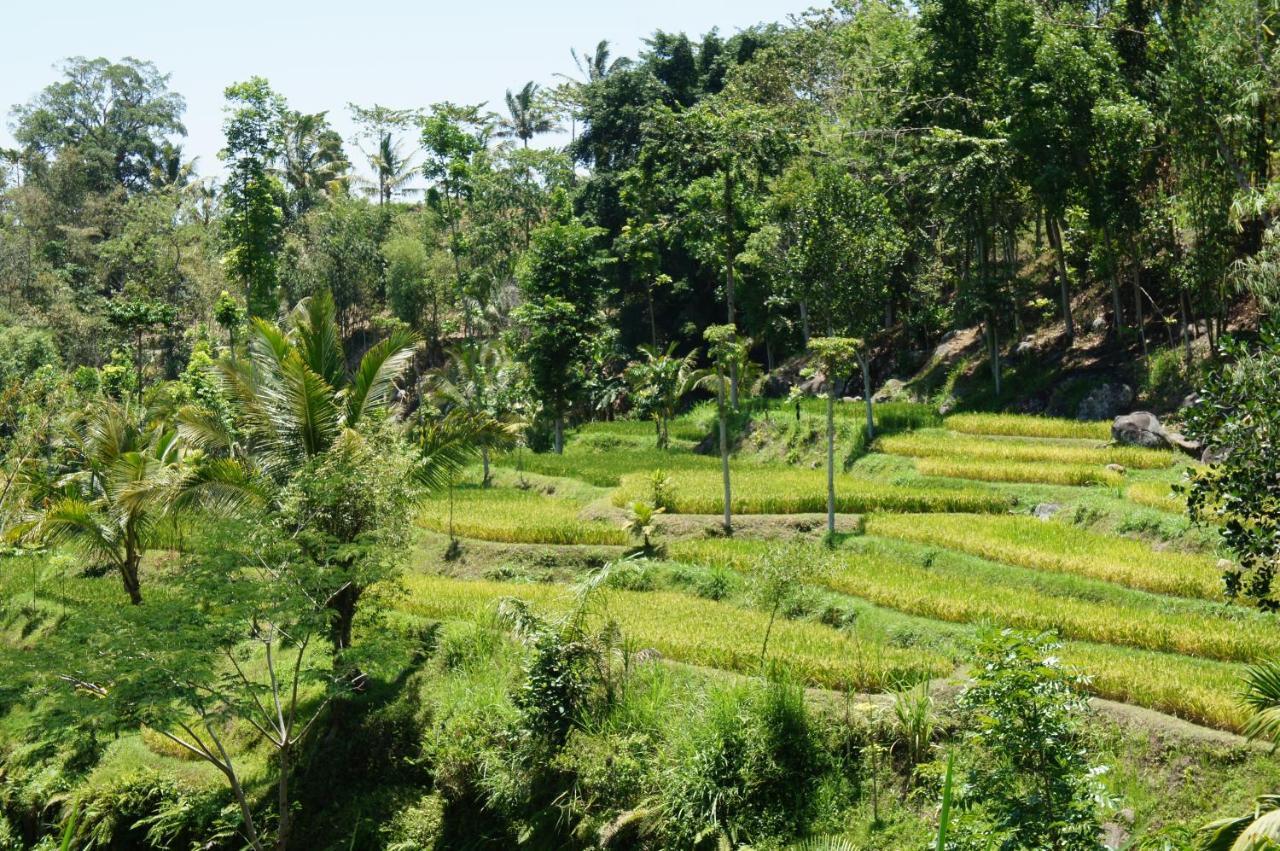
xmin=4 ymin=0 xmax=1280 ymax=848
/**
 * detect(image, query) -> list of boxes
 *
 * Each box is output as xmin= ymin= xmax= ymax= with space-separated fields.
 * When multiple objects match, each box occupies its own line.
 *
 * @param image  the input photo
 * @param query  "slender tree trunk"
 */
xmin=277 ymin=746 xmax=291 ymax=851
xmin=724 ymin=169 xmax=740 ymax=409
xmin=120 ymin=555 xmax=143 ymax=606
xmin=1132 ymin=259 xmax=1147 ymax=359
xmin=987 ymin=312 xmax=1002 ymax=397
xmin=481 ymin=448 xmax=491 ymax=487
xmin=860 ymin=355 xmax=874 ymax=440
xmin=717 ymin=372 xmax=732 ymax=535
xmin=646 ymin=282 xmax=658 ymax=348
xmin=554 ymin=415 xmax=564 ymax=454
xmin=1048 ymin=215 xmax=1075 ymax=343
xmin=799 ymin=300 xmax=810 ymax=344
xmin=1179 ymin=291 xmax=1193 ymax=365
xmin=825 ymin=386 xmax=836 ymax=537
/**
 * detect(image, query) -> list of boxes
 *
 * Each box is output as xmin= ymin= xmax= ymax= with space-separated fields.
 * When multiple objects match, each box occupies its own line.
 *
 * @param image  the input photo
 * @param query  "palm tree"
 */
xmin=497 ymin=82 xmax=559 ymax=148
xmin=25 ymin=402 xmax=182 ymax=604
xmin=178 ymin=290 xmax=417 ymax=650
xmin=364 ymin=132 xmax=417 ymax=205
xmin=413 ymin=408 xmax=522 ymax=546
xmin=624 ymin=343 xmax=698 ymax=449
xmin=425 ymin=342 xmax=524 ymax=486
xmin=571 ymin=40 xmax=620 ymax=83
xmin=1199 ymin=662 xmax=1280 ymax=849
xmin=277 ymin=110 xmax=350 ymax=219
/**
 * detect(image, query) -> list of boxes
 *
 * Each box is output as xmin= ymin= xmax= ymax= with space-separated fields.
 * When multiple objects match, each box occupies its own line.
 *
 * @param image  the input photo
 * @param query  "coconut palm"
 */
xmin=182 ymin=290 xmax=416 ymax=475
xmin=624 ymin=343 xmax=698 ymax=449
xmin=362 ymin=132 xmax=417 ymax=205
xmin=412 ymin=407 xmax=522 ymax=546
xmin=277 ymin=110 xmax=350 ymax=218
xmin=25 ymin=401 xmax=182 ymax=604
xmin=177 ymin=290 xmax=417 ymax=652
xmin=497 ymin=82 xmax=560 ymax=148
xmin=425 ymin=342 xmax=525 ymax=486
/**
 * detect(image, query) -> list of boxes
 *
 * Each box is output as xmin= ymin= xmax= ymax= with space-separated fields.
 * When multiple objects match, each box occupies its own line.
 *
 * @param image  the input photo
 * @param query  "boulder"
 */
xmin=1033 ymin=502 xmax=1063 ymax=520
xmin=1015 ymin=338 xmax=1035 ymax=357
xmin=873 ymin=378 xmax=910 ymax=403
xmin=1105 ymin=463 xmax=1126 ymax=475
xmin=1077 ymin=383 xmax=1134 ymax=420
xmin=1090 ymin=315 xmax=1108 ymax=333
xmin=1111 ymin=411 xmax=1202 ymax=455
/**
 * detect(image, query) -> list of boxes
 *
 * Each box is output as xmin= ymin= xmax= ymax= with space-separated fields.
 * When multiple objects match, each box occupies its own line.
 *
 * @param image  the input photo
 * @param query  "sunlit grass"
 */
xmin=611 ymin=467 xmax=1013 ymax=515
xmin=417 ymin=485 xmax=628 ymax=545
xmin=944 ymin=413 xmax=1112 ymax=440
xmin=1126 ymin=479 xmax=1188 ymax=514
xmin=670 ymin=537 xmax=1272 ymax=663
xmin=399 ymin=573 xmax=952 ymax=692
xmin=914 ymin=457 xmax=1125 ymax=487
xmin=865 ymin=513 xmax=1223 ymax=599
xmin=877 ymin=430 xmax=1176 ymax=469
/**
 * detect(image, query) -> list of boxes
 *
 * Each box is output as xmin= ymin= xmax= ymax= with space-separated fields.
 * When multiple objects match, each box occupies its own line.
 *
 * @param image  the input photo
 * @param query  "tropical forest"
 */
xmin=2 ymin=0 xmax=1280 ymax=847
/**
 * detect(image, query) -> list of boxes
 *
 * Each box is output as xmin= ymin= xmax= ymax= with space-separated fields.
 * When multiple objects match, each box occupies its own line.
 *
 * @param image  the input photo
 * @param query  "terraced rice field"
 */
xmin=407 ymin=404 xmax=1254 ymax=732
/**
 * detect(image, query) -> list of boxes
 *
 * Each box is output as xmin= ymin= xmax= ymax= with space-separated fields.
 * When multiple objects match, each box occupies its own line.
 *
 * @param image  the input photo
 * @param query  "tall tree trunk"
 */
xmin=1132 ymin=259 xmax=1147 ymax=359
xmin=717 ymin=372 xmax=732 ymax=535
xmin=724 ymin=168 xmax=739 ymax=409
xmin=1047 ymin=216 xmax=1075 ymax=343
xmin=825 ymin=386 xmax=836 ymax=537
xmin=554 ymin=416 xmax=564 ymax=454
xmin=859 ymin=354 xmax=875 ymax=440
xmin=799 ymin=300 xmax=810 ymax=344
xmin=277 ymin=746 xmax=291 ymax=851
xmin=1179 ymin=291 xmax=1193 ymax=365
xmin=987 ymin=312 xmax=1002 ymax=397
xmin=481 ymin=447 xmax=491 ymax=487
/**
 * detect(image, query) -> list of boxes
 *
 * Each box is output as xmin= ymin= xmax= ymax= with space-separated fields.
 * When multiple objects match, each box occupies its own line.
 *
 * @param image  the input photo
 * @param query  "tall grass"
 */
xmin=416 ymin=485 xmax=628 ymax=545
xmin=671 ymin=537 xmax=1274 ymax=663
xmin=914 ymin=458 xmax=1124 ymax=487
xmin=1125 ymin=480 xmax=1188 ymax=514
xmin=611 ymin=468 xmax=1013 ymax=515
xmin=399 ymin=573 xmax=951 ymax=691
xmin=944 ymin=413 xmax=1112 ymax=440
xmin=865 ymin=513 xmax=1223 ymax=599
xmin=877 ymin=430 xmax=1175 ymax=469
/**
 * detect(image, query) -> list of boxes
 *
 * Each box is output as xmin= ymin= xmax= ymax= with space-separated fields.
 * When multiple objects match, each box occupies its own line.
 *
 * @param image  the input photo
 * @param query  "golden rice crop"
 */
xmin=944 ymin=413 xmax=1113 ymax=440
xmin=417 ymin=486 xmax=628 ymax=545
xmin=610 ymin=467 xmax=1013 ymax=515
xmin=670 ymin=538 xmax=1272 ymax=663
xmin=914 ymin=457 xmax=1124 ymax=487
xmin=877 ymin=430 xmax=1176 ymax=469
xmin=399 ymin=573 xmax=951 ymax=691
xmin=1125 ymin=480 xmax=1188 ymax=514
xmin=865 ymin=513 xmax=1223 ymax=599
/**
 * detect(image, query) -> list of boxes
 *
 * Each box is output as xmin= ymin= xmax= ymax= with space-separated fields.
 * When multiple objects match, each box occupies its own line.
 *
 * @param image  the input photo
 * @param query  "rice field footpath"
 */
xmin=398 ymin=573 xmax=952 ymax=692
xmin=865 ymin=512 xmax=1224 ymax=599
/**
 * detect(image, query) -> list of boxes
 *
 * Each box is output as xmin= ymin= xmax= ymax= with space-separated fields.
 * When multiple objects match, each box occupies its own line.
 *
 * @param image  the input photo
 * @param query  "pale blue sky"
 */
xmin=2 ymin=0 xmax=817 ymax=181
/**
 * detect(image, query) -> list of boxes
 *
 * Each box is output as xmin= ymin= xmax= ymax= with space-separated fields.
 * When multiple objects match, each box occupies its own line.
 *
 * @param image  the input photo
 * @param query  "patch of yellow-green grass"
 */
xmin=945 ymin=413 xmax=1113 ymax=440
xmin=417 ymin=485 xmax=628 ymax=546
xmin=1060 ymin=643 xmax=1248 ymax=732
xmin=671 ymin=537 xmax=1271 ymax=663
xmin=915 ymin=457 xmax=1124 ymax=487
xmin=1126 ymin=479 xmax=1188 ymax=514
xmin=610 ymin=467 xmax=1013 ymax=515
xmin=865 ymin=513 xmax=1223 ymax=599
xmin=399 ymin=573 xmax=951 ymax=692
xmin=498 ymin=446 xmax=718 ymax=488
xmin=877 ymin=430 xmax=1176 ymax=470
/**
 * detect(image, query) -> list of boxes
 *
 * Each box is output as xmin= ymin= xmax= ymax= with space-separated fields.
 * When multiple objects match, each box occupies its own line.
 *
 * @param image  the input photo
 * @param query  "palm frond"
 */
xmin=176 ymin=405 xmax=238 ymax=458
xmin=346 ymin=329 xmax=418 ymax=426
xmin=1242 ymin=662 xmax=1280 ymax=748
xmin=265 ymin=353 xmax=341 ymax=462
xmin=290 ymin=291 xmax=346 ymax=389
xmin=36 ymin=498 xmax=121 ymax=566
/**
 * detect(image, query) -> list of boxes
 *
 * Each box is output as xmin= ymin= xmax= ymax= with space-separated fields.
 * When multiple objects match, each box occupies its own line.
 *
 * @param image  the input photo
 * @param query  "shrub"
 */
xmin=1139 ymin=347 xmax=1194 ymax=411
xmin=661 ymin=677 xmax=824 ymax=847
xmin=951 ymin=628 xmax=1104 ymax=850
